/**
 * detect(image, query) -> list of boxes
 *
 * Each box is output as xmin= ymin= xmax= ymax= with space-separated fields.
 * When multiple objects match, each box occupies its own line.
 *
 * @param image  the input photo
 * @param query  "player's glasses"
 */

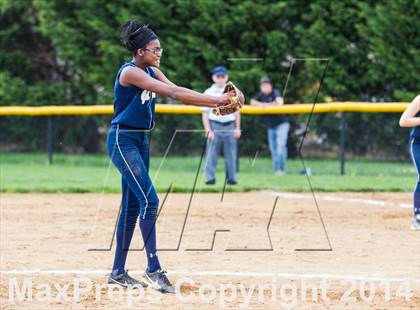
xmin=215 ymin=74 xmax=227 ymax=78
xmin=143 ymin=47 xmax=163 ymax=56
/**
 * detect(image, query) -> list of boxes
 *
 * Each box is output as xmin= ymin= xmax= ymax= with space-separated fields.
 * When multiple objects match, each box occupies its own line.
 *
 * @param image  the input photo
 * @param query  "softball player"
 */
xmin=106 ymin=20 xmax=232 ymax=292
xmin=399 ymin=94 xmax=420 ymax=230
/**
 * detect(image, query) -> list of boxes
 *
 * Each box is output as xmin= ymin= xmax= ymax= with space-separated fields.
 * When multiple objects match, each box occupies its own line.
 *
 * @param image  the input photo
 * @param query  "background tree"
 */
xmin=0 ymin=0 xmax=417 ymax=159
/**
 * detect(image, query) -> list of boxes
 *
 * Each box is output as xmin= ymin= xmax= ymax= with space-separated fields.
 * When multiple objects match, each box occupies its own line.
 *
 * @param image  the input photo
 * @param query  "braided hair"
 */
xmin=120 ymin=20 xmax=158 ymax=55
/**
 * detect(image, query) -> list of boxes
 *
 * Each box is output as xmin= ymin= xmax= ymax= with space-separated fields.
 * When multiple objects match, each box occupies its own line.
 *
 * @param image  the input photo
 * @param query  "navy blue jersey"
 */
xmin=411 ymin=111 xmax=420 ymax=139
xmin=111 ymin=62 xmax=157 ymax=129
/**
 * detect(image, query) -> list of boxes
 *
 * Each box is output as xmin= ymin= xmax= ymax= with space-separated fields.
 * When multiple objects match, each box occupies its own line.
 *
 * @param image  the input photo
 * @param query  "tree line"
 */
xmin=0 ymin=0 xmax=418 ymax=159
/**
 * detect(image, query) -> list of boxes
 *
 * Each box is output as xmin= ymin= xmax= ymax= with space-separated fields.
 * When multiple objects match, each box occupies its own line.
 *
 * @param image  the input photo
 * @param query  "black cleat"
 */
xmin=227 ymin=179 xmax=237 ymax=185
xmin=206 ymin=179 xmax=216 ymax=185
xmin=143 ymin=269 xmax=175 ymax=293
xmin=108 ymin=271 xmax=148 ymax=288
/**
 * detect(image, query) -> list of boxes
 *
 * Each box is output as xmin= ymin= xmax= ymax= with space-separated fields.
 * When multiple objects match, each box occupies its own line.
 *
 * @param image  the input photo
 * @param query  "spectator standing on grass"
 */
xmin=251 ymin=77 xmax=289 ymax=175
xmin=202 ymin=66 xmax=241 ymax=185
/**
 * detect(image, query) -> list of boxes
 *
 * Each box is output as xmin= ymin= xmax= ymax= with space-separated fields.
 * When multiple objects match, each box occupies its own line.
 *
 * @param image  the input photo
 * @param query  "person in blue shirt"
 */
xmin=106 ymin=20 xmax=232 ymax=293
xmin=399 ymin=94 xmax=420 ymax=230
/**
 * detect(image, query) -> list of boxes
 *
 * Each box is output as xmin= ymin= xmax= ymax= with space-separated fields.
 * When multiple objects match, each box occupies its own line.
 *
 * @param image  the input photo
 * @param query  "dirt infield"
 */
xmin=1 ymin=192 xmax=419 ymax=309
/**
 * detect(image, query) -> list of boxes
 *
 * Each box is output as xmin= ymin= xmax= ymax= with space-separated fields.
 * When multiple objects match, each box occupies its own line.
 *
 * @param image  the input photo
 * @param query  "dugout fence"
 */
xmin=0 ymin=102 xmax=409 ymax=175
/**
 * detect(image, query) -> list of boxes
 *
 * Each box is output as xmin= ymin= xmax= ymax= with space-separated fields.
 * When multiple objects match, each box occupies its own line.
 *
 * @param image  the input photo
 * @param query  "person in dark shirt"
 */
xmin=251 ymin=77 xmax=290 ymax=175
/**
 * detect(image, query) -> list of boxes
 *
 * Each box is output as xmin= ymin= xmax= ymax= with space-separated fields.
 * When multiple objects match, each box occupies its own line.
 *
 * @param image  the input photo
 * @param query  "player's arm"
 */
xmin=151 ymin=66 xmax=177 ymax=87
xmin=120 ymin=66 xmax=229 ymax=107
xmin=399 ymin=95 xmax=420 ymax=127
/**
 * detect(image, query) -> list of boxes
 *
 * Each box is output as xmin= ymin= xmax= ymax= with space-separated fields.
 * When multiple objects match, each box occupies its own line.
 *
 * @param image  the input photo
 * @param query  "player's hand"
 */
xmin=233 ymin=128 xmax=241 ymax=139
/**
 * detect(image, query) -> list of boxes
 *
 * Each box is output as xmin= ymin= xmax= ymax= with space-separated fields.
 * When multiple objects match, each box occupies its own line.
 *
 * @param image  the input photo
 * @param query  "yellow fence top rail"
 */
xmin=0 ymin=102 xmax=409 ymax=116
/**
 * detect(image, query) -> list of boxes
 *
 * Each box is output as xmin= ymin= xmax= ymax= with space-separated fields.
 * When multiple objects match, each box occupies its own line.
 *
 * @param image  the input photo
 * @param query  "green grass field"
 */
xmin=0 ymin=152 xmax=416 ymax=193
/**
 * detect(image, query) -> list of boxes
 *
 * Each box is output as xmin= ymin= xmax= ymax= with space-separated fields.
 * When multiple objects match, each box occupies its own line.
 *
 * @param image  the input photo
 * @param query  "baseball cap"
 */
xmin=260 ymin=76 xmax=272 ymax=84
xmin=212 ymin=66 xmax=228 ymax=76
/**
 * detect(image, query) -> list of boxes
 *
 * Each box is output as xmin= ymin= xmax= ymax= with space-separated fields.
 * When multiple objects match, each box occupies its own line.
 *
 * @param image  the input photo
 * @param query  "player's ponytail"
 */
xmin=120 ymin=20 xmax=158 ymax=54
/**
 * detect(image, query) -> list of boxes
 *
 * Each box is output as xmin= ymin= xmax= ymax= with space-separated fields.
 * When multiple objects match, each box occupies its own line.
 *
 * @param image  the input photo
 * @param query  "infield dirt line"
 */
xmin=268 ymin=191 xmax=412 ymax=208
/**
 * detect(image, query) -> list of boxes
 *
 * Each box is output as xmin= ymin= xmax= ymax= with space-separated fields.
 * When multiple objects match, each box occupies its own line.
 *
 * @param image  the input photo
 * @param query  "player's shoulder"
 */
xmin=121 ymin=64 xmax=155 ymax=80
xmin=145 ymin=66 xmax=157 ymax=78
xmin=411 ymin=94 xmax=420 ymax=108
xmin=148 ymin=66 xmax=160 ymax=76
xmin=119 ymin=62 xmax=137 ymax=76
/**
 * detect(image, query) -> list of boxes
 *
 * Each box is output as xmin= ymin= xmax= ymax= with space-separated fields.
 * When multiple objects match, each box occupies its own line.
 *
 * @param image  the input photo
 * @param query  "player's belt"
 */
xmin=111 ymin=123 xmax=152 ymax=131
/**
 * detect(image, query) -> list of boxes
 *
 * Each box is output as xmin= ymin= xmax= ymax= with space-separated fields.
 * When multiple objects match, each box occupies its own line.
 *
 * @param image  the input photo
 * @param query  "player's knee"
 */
xmin=141 ymin=204 xmax=157 ymax=220
xmin=140 ymin=193 xmax=159 ymax=220
xmin=118 ymin=209 xmax=139 ymax=229
xmin=148 ymin=192 xmax=159 ymax=208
